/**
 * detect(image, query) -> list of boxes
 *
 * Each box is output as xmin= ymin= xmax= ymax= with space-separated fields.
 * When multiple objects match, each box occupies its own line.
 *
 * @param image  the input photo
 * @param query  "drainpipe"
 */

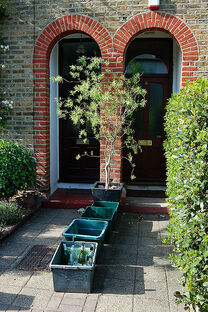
xmin=148 ymin=0 xmax=160 ymax=10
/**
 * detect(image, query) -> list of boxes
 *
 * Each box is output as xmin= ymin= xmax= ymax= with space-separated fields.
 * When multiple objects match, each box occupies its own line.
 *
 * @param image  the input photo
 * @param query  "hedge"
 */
xmin=164 ymin=78 xmax=208 ymax=311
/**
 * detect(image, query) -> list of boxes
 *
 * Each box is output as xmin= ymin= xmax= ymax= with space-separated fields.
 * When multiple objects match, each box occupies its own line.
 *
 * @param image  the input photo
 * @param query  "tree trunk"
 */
xmin=105 ymin=160 xmax=110 ymax=190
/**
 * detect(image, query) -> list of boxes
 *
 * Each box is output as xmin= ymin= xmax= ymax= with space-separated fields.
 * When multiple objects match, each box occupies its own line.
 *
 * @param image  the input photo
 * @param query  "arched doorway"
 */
xmin=113 ymin=12 xmax=198 ymax=185
xmin=123 ymin=33 xmax=177 ymax=182
xmin=34 ymin=15 xmax=112 ymax=193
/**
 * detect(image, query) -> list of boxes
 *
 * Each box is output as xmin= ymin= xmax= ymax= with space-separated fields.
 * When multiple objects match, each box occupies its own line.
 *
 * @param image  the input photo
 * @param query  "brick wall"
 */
xmin=1 ymin=0 xmax=208 ymax=191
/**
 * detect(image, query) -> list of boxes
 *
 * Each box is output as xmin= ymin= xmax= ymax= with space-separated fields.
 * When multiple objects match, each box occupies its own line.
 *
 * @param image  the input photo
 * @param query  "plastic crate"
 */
xmin=91 ymin=201 xmax=119 ymax=210
xmin=80 ymin=205 xmax=117 ymax=222
xmin=62 ymin=219 xmax=109 ymax=246
xmin=50 ymin=241 xmax=98 ymax=292
xmin=80 ymin=205 xmax=118 ymax=242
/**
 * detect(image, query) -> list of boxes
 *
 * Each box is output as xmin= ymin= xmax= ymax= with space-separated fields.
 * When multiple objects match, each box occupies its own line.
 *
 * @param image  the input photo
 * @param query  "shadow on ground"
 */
xmin=92 ymin=212 xmax=172 ymax=295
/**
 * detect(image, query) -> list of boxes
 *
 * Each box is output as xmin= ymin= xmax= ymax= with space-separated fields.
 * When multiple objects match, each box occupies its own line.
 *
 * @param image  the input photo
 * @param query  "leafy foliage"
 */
xmin=164 ymin=78 xmax=208 ymax=311
xmin=53 ymin=56 xmax=146 ymax=188
xmin=0 ymin=139 xmax=36 ymax=198
xmin=0 ymin=200 xmax=22 ymax=229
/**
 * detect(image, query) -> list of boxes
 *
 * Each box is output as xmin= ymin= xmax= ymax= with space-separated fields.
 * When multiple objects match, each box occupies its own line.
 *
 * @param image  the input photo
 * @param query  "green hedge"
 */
xmin=164 ymin=78 xmax=208 ymax=311
xmin=0 ymin=139 xmax=36 ymax=198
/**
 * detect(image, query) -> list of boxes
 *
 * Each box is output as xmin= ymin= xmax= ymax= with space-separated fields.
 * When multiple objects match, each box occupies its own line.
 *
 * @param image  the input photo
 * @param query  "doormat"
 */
xmin=16 ymin=245 xmax=56 ymax=272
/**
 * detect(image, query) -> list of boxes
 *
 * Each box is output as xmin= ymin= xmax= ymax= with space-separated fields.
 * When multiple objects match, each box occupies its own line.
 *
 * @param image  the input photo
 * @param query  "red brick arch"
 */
xmin=113 ymin=12 xmax=199 ymax=87
xmin=33 ymin=16 xmax=112 ymax=190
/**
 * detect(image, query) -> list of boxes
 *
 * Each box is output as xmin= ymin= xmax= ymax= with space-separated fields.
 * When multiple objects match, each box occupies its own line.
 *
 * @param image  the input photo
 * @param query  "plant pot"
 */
xmin=91 ymin=181 xmax=124 ymax=202
xmin=50 ymin=241 xmax=98 ymax=293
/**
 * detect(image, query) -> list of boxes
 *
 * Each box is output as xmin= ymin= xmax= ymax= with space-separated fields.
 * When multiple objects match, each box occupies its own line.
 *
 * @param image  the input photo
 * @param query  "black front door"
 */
xmin=123 ymin=76 xmax=169 ymax=182
xmin=59 ymin=38 xmax=101 ymax=183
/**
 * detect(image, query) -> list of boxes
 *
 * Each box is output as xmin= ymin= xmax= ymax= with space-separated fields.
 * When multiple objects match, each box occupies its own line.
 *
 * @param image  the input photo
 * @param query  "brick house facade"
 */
xmin=1 ymin=0 xmax=208 ymax=194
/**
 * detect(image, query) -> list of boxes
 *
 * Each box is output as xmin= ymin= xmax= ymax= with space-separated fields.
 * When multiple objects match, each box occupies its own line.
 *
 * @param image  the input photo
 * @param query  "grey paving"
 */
xmin=0 ymin=206 xmax=187 ymax=312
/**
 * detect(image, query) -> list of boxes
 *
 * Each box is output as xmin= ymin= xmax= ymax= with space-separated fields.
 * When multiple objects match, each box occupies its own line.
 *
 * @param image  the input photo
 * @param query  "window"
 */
xmin=125 ymin=54 xmax=168 ymax=75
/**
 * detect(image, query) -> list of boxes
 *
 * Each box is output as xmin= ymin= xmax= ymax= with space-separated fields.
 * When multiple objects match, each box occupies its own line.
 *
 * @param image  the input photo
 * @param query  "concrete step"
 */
xmin=126 ymin=185 xmax=166 ymax=198
xmin=121 ymin=196 xmax=169 ymax=214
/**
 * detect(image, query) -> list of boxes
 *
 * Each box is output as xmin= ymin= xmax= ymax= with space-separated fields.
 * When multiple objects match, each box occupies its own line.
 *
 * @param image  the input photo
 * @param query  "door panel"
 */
xmin=59 ymin=39 xmax=100 ymax=183
xmin=123 ymin=77 xmax=169 ymax=182
xmin=149 ymin=83 xmax=163 ymax=138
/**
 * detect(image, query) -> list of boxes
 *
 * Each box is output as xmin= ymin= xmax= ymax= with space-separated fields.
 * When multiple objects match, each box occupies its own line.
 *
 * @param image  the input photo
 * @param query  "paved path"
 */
xmin=0 ymin=207 xmax=185 ymax=312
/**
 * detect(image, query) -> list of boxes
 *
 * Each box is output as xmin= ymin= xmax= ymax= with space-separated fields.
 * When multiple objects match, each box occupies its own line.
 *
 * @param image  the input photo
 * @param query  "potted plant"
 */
xmin=53 ymin=56 xmax=146 ymax=201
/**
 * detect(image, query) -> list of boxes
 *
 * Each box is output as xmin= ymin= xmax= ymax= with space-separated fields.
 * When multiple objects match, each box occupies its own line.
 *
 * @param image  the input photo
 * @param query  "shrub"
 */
xmin=164 ymin=78 xmax=208 ymax=311
xmin=0 ymin=200 xmax=22 ymax=228
xmin=0 ymin=139 xmax=36 ymax=198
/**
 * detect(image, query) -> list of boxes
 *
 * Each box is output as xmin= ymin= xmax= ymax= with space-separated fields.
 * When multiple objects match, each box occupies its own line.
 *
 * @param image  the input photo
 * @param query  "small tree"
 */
xmin=54 ymin=56 xmax=146 ymax=189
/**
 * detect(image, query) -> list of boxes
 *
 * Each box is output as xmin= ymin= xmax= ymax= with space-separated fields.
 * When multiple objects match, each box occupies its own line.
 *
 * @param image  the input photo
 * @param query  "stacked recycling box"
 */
xmin=50 ymin=200 xmax=119 ymax=293
xmin=63 ymin=201 xmax=119 ymax=244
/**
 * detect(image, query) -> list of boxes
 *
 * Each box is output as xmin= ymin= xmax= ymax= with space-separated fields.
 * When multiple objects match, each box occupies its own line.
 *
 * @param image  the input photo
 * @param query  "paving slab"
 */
xmin=12 ymin=287 xmax=53 ymax=310
xmin=46 ymin=292 xmax=64 ymax=310
xmin=0 ymin=269 xmax=32 ymax=287
xmin=134 ymin=279 xmax=168 ymax=299
xmin=113 ymin=234 xmax=138 ymax=246
xmin=105 ymin=264 xmax=136 ymax=281
xmin=0 ymin=242 xmax=31 ymax=257
xmin=133 ymin=297 xmax=169 ymax=312
xmin=57 ymin=304 xmax=83 ymax=312
xmin=0 ymin=255 xmax=20 ymax=270
xmin=0 ymin=284 xmax=22 ymax=305
xmin=25 ymin=271 xmax=54 ymax=291
xmin=96 ymin=295 xmax=133 ymax=312
xmin=83 ymin=294 xmax=99 ymax=312
xmin=102 ymin=277 xmax=135 ymax=294
xmin=136 ymin=265 xmax=166 ymax=283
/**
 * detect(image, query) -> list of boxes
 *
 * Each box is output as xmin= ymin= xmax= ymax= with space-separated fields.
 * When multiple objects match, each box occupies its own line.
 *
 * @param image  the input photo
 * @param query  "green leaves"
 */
xmin=51 ymin=75 xmax=63 ymax=83
xmin=0 ymin=200 xmax=22 ymax=228
xmin=53 ymin=56 xmax=146 ymax=186
xmin=164 ymin=78 xmax=208 ymax=312
xmin=0 ymin=140 xmax=36 ymax=198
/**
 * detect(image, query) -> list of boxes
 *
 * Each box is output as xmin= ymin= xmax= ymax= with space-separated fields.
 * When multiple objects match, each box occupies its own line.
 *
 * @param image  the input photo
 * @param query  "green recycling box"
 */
xmin=62 ymin=219 xmax=109 ymax=246
xmin=49 ymin=241 xmax=98 ymax=293
xmin=91 ymin=201 xmax=119 ymax=210
xmin=80 ymin=204 xmax=118 ymax=241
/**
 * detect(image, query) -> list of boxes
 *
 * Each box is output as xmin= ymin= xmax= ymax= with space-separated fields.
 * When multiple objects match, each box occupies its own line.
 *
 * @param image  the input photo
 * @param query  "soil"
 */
xmin=0 ymin=189 xmax=47 ymax=240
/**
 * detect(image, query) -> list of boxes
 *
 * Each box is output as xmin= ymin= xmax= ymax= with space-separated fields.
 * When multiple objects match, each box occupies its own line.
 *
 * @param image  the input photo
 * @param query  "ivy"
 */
xmin=164 ymin=78 xmax=208 ymax=311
